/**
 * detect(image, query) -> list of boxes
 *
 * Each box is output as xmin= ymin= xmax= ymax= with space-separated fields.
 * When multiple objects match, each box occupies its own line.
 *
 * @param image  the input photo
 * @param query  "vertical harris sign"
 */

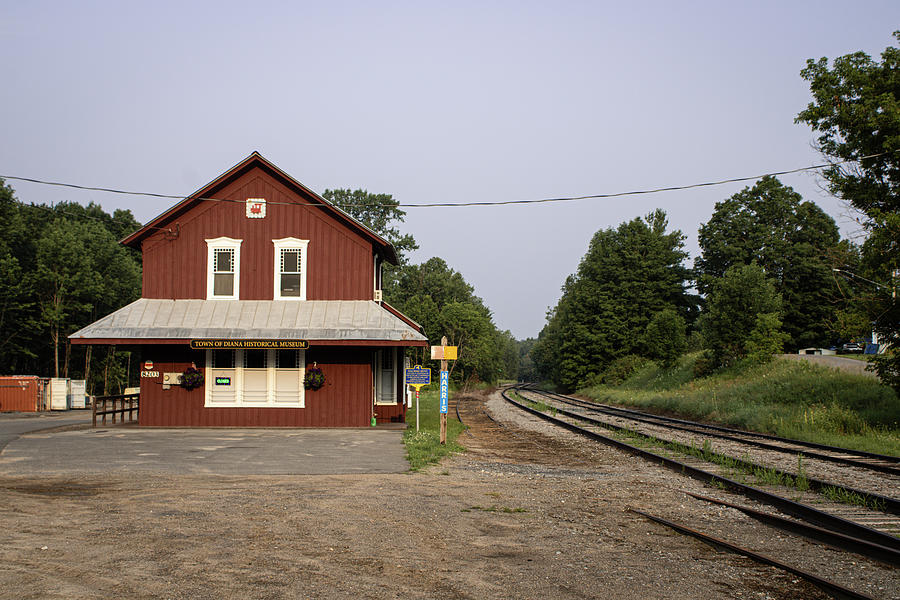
xmin=432 ymin=337 xmax=456 ymax=445
xmin=439 ymin=370 xmax=449 ymax=414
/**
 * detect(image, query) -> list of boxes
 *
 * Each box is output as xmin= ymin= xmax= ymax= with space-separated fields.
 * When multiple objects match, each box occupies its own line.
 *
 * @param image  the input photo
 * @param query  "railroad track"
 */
xmin=513 ymin=386 xmax=900 ymax=519
xmin=499 ymin=384 xmax=900 ymax=597
xmin=538 ymin=387 xmax=900 ymax=477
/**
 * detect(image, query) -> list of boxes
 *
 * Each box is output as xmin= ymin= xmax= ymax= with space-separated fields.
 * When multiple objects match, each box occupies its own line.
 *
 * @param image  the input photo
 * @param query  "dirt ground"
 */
xmin=0 ymin=390 xmax=895 ymax=599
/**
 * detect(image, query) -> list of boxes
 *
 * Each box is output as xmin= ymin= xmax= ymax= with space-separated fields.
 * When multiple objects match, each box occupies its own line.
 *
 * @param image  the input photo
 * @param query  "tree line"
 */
xmin=324 ymin=189 xmax=519 ymax=386
xmin=530 ymin=33 xmax=900 ymax=395
xmin=0 ymin=182 xmax=142 ymax=393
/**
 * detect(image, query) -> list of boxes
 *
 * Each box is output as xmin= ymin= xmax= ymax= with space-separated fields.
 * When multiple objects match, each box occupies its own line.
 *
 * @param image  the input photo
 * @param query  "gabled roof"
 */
xmin=120 ymin=151 xmax=400 ymax=264
xmin=69 ymin=299 xmax=428 ymax=345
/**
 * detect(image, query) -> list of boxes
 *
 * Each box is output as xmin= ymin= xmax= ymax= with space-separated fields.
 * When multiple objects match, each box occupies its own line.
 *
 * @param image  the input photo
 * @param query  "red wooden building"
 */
xmin=70 ymin=152 xmax=427 ymax=427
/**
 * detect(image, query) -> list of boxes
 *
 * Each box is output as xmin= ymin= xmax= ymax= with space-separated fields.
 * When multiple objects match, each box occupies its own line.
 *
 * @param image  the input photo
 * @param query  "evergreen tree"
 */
xmin=534 ymin=210 xmax=695 ymax=390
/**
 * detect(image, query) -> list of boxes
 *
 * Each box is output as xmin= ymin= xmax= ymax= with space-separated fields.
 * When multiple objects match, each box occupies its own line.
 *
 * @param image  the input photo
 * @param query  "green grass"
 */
xmin=403 ymin=389 xmax=466 ymax=471
xmin=578 ymin=353 xmax=900 ymax=456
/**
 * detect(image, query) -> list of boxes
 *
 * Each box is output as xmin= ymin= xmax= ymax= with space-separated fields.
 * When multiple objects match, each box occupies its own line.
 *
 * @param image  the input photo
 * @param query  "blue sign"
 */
xmin=439 ymin=370 xmax=449 ymax=414
xmin=405 ymin=366 xmax=431 ymax=386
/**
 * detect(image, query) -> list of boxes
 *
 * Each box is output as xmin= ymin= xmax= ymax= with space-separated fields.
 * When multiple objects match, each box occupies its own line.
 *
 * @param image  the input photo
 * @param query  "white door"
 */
xmin=242 ymin=350 xmax=268 ymax=403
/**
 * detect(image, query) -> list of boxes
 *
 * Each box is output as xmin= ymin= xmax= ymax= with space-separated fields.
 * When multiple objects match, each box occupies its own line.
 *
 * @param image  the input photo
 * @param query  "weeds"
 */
xmin=795 ymin=455 xmax=809 ymax=492
xmin=403 ymin=389 xmax=466 ymax=471
xmin=580 ymin=354 xmax=900 ymax=456
xmin=821 ymin=486 xmax=885 ymax=511
xmin=602 ymin=421 xmax=826 ymax=497
xmin=524 ymin=398 xmax=558 ymax=416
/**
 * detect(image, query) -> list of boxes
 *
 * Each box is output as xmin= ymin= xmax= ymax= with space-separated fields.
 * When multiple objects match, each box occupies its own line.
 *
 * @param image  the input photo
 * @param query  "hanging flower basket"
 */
xmin=304 ymin=364 xmax=325 ymax=391
xmin=181 ymin=366 xmax=205 ymax=391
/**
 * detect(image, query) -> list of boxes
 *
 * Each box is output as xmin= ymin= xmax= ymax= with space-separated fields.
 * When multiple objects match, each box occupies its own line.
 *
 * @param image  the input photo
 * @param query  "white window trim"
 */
xmin=206 ymin=237 xmax=243 ymax=300
xmin=374 ymin=348 xmax=398 ymax=405
xmin=203 ymin=349 xmax=305 ymax=408
xmin=272 ymin=237 xmax=309 ymax=301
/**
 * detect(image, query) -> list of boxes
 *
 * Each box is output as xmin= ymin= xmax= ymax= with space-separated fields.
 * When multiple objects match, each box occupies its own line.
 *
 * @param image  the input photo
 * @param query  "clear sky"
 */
xmin=2 ymin=1 xmax=898 ymax=339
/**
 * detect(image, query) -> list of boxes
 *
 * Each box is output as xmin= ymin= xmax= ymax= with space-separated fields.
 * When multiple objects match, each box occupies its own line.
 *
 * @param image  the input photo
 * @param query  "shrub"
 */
xmin=597 ymin=354 xmax=649 ymax=386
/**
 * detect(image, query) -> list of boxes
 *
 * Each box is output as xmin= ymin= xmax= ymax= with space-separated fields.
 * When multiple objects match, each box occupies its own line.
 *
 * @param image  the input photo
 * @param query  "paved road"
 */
xmin=0 ymin=411 xmax=92 ymax=451
xmin=780 ymin=353 xmax=877 ymax=377
xmin=0 ymin=426 xmax=408 ymax=476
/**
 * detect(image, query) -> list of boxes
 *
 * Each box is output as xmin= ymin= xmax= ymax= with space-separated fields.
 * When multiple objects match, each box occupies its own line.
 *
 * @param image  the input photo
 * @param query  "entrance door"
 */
xmin=242 ymin=349 xmax=268 ymax=403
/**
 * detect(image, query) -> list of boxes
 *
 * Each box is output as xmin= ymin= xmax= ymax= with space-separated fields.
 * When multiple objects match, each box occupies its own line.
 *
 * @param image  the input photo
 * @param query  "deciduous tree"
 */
xmin=642 ymin=309 xmax=687 ymax=370
xmin=700 ymin=263 xmax=787 ymax=369
xmin=796 ymin=32 xmax=900 ymax=391
xmin=696 ymin=176 xmax=841 ymax=350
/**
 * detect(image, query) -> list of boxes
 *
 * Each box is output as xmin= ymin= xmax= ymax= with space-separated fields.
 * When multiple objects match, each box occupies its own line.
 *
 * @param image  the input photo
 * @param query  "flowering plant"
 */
xmin=181 ymin=366 xmax=205 ymax=391
xmin=304 ymin=364 xmax=325 ymax=390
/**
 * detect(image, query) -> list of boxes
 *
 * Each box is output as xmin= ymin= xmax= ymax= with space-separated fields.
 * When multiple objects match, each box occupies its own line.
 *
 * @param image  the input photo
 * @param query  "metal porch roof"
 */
xmin=69 ymin=299 xmax=427 ymax=344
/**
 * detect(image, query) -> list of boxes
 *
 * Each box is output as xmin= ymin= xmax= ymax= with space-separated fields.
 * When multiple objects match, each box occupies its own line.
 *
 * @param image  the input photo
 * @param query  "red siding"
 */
xmin=0 ymin=376 xmax=42 ymax=412
xmin=140 ymin=168 xmax=373 ymax=301
xmin=138 ymin=346 xmax=378 ymax=427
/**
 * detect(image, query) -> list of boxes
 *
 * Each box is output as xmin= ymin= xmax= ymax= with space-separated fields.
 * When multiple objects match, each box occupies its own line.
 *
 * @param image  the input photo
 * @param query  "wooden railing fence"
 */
xmin=92 ymin=393 xmax=139 ymax=427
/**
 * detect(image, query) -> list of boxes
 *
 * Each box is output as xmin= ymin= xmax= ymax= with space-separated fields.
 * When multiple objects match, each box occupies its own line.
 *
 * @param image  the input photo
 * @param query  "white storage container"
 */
xmin=47 ymin=378 xmax=69 ymax=411
xmin=68 ymin=379 xmax=86 ymax=409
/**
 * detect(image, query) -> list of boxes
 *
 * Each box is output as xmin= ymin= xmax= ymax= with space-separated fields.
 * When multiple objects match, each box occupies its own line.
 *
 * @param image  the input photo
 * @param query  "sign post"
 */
xmin=431 ymin=336 xmax=458 ymax=445
xmin=404 ymin=365 xmax=431 ymax=432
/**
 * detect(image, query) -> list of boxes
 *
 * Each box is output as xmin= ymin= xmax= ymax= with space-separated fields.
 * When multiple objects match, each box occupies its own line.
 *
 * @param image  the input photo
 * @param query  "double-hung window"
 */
xmin=206 ymin=237 xmax=242 ymax=300
xmin=273 ymin=238 xmax=309 ymax=300
xmin=374 ymin=348 xmax=398 ymax=405
xmin=204 ymin=348 xmax=305 ymax=407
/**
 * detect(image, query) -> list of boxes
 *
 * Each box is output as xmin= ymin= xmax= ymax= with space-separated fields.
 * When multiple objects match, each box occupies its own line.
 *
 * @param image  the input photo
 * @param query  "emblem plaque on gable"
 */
xmin=246 ymin=198 xmax=266 ymax=218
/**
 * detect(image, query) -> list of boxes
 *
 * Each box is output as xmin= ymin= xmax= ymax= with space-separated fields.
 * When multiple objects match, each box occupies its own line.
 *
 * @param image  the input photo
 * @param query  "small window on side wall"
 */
xmin=206 ymin=237 xmax=242 ymax=300
xmin=273 ymin=238 xmax=309 ymax=300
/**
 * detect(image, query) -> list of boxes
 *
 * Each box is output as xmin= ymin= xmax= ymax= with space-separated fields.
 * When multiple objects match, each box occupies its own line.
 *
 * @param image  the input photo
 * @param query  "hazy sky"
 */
xmin=2 ymin=2 xmax=898 ymax=339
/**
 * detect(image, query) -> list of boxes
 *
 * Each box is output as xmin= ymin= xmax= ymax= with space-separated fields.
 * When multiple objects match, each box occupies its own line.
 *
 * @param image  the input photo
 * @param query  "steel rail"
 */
xmin=682 ymin=491 xmax=900 ymax=567
xmin=517 ymin=388 xmax=900 ymax=516
xmin=629 ymin=509 xmax=876 ymax=600
xmin=535 ymin=389 xmax=900 ymax=476
xmin=537 ymin=387 xmax=900 ymax=467
xmin=502 ymin=388 xmax=900 ymax=554
xmin=455 ymin=394 xmax=504 ymax=430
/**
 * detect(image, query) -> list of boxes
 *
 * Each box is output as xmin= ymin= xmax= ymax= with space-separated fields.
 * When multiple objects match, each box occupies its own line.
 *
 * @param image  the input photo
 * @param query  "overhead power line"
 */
xmin=2 ymin=150 xmax=895 ymax=209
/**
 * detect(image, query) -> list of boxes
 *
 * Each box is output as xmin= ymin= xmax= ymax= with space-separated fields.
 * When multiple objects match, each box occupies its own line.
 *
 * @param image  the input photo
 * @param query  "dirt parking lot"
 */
xmin=0 ymin=390 xmax=894 ymax=599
